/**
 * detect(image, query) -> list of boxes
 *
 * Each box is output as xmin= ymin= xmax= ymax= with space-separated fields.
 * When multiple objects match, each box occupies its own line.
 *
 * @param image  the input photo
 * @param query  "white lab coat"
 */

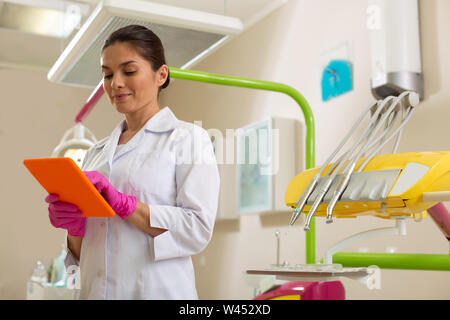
xmin=64 ymin=106 xmax=220 ymax=299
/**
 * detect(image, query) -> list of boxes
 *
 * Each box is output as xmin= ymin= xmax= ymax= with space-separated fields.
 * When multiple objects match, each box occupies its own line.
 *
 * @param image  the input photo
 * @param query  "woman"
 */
xmin=45 ymin=25 xmax=220 ymax=299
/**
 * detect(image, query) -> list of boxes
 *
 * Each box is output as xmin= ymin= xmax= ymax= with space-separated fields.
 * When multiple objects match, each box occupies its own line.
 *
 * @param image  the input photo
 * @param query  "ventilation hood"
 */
xmin=47 ymin=0 xmax=245 ymax=88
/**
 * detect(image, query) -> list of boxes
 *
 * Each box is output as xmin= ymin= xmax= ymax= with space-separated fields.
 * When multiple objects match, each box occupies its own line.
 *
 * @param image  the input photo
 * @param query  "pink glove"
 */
xmin=46 ymin=194 xmax=86 ymax=237
xmin=83 ymin=171 xmax=137 ymax=219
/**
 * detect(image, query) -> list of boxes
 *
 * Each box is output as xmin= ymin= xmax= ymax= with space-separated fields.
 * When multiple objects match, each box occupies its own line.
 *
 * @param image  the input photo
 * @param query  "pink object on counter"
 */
xmin=427 ymin=202 xmax=450 ymax=239
xmin=83 ymin=171 xmax=137 ymax=219
xmin=75 ymin=81 xmax=104 ymax=123
xmin=254 ymin=281 xmax=345 ymax=300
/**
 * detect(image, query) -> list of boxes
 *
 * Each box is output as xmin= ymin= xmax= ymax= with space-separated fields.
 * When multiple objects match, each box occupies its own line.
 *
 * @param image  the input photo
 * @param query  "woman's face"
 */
xmin=100 ymin=42 xmax=167 ymax=115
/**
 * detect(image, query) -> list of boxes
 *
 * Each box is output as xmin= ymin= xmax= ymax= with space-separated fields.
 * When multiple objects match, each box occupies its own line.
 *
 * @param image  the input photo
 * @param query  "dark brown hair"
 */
xmin=102 ymin=25 xmax=170 ymax=93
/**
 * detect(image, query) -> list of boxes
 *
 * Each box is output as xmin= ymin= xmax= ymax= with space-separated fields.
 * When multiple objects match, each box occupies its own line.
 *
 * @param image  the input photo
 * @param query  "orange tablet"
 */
xmin=24 ymin=157 xmax=115 ymax=217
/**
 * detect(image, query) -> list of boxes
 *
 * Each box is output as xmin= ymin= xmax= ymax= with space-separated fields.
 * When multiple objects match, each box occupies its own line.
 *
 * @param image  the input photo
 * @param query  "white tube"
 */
xmin=323 ymin=218 xmax=407 ymax=264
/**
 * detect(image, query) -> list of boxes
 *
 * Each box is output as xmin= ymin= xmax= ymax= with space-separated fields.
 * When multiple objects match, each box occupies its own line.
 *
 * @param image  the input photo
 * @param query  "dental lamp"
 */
xmin=51 ymin=122 xmax=97 ymax=168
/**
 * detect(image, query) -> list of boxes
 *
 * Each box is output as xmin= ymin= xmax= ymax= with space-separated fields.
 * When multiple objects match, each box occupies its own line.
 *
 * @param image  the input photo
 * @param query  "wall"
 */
xmin=0 ymin=0 xmax=448 ymax=300
xmin=162 ymin=0 xmax=450 ymax=299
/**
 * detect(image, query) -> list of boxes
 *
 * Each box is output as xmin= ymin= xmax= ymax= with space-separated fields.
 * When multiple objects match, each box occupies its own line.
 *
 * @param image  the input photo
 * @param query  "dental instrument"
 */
xmin=285 ymin=148 xmax=450 ymax=220
xmin=289 ymin=100 xmax=380 ymax=226
xmin=292 ymin=96 xmax=396 ymax=228
xmin=324 ymin=92 xmax=417 ymax=224
xmin=291 ymin=91 xmax=419 ymax=231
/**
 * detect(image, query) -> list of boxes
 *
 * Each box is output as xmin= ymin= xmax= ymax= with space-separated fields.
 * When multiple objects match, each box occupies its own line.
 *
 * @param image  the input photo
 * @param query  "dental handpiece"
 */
xmin=326 ymin=168 xmax=355 ymax=223
xmin=291 ymin=103 xmax=379 ymax=228
xmin=302 ymin=151 xmax=350 ymax=230
xmin=289 ymin=175 xmax=320 ymax=225
xmin=327 ymin=96 xmax=410 ymax=220
xmin=304 ymin=176 xmax=334 ymax=231
xmin=323 ymin=97 xmax=403 ymax=222
xmin=290 ymin=155 xmax=344 ymax=227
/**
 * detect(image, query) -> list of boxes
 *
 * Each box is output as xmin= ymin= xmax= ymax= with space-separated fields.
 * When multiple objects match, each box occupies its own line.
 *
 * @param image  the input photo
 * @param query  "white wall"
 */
xmin=0 ymin=0 xmax=449 ymax=299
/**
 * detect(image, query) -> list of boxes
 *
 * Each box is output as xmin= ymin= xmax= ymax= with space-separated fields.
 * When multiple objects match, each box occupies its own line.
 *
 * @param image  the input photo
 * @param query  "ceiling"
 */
xmin=0 ymin=0 xmax=286 ymax=72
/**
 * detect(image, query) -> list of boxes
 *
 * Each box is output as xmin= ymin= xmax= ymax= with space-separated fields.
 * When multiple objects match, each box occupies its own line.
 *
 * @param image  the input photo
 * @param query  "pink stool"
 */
xmin=254 ymin=281 xmax=345 ymax=300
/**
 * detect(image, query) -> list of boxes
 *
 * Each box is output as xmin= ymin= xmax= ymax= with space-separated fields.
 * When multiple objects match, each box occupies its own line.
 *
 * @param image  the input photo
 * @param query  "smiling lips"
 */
xmin=114 ymin=93 xmax=131 ymax=101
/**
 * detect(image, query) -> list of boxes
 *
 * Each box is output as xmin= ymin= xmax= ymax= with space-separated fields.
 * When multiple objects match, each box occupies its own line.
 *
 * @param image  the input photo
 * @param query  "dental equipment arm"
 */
xmin=292 ymin=91 xmax=420 ymax=231
xmin=289 ymin=101 xmax=379 ymax=226
xmin=303 ymin=95 xmax=397 ymax=230
xmin=324 ymin=92 xmax=417 ymax=224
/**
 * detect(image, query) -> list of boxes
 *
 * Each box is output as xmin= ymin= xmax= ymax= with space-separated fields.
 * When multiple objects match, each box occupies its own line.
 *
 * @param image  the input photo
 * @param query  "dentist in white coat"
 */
xmin=45 ymin=25 xmax=220 ymax=300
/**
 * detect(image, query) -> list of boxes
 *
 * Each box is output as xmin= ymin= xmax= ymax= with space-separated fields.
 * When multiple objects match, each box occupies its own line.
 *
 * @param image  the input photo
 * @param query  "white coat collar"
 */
xmin=105 ymin=106 xmax=179 ymax=141
xmin=143 ymin=106 xmax=179 ymax=133
xmin=101 ymin=106 xmax=178 ymax=172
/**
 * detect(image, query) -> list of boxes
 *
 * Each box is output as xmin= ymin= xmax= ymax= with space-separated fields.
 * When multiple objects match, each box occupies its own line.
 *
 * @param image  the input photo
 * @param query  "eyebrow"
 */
xmin=101 ymin=60 xmax=137 ymax=69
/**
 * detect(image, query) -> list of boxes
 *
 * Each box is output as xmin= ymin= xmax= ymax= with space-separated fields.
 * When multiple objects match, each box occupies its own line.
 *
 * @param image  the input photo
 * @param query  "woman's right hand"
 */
xmin=45 ymin=194 xmax=86 ymax=237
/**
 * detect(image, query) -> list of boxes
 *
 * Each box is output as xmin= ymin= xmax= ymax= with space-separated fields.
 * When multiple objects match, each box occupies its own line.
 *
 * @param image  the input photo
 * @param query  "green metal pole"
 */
xmin=330 ymin=252 xmax=450 ymax=271
xmin=169 ymin=67 xmax=316 ymax=264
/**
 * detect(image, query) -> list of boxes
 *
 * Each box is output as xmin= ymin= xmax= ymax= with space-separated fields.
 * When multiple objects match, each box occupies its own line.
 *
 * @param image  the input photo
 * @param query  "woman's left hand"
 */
xmin=83 ymin=171 xmax=137 ymax=219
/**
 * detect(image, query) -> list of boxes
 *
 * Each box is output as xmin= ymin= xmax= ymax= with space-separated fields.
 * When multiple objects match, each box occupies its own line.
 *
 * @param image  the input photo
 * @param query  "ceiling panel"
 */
xmin=0 ymin=0 xmax=287 ymax=72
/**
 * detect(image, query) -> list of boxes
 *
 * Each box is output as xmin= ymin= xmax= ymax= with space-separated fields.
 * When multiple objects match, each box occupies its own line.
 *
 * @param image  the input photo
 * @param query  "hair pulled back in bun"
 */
xmin=103 ymin=25 xmax=170 ymax=93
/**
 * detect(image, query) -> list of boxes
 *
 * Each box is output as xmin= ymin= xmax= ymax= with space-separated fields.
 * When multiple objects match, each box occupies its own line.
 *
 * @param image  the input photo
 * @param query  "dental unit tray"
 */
xmin=247 ymin=265 xmax=369 ymax=281
xmin=285 ymin=151 xmax=450 ymax=219
xmin=245 ymin=264 xmax=373 ymax=295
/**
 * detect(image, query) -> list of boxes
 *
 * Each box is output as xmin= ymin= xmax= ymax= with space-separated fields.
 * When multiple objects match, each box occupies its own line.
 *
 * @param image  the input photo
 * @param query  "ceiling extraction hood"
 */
xmin=47 ymin=0 xmax=244 ymax=88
